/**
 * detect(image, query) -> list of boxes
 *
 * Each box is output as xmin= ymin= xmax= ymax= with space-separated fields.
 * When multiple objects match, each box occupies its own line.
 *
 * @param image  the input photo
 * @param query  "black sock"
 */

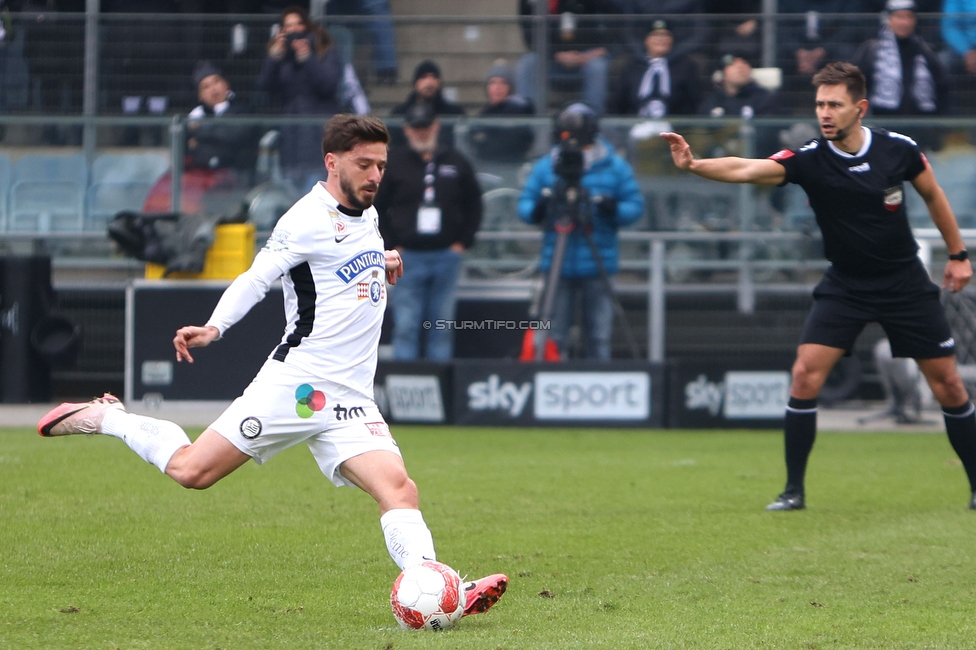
xmin=783 ymin=397 xmax=818 ymax=495
xmin=943 ymin=401 xmax=976 ymax=493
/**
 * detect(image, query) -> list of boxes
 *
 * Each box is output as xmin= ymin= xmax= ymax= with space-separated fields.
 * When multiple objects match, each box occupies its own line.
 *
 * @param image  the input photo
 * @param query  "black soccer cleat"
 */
xmin=765 ymin=492 xmax=805 ymax=511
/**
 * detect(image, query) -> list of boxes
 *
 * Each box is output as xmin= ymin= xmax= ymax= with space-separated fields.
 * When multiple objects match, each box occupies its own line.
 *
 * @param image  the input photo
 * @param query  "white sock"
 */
xmin=101 ymin=410 xmax=191 ymax=473
xmin=380 ymin=508 xmax=436 ymax=570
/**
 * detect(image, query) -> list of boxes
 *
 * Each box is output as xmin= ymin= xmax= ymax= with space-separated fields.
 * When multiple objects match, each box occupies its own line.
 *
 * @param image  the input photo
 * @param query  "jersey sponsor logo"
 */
xmin=357 ymin=270 xmax=385 ymax=306
xmin=940 ymin=337 xmax=955 ymax=349
xmin=240 ymin=416 xmax=263 ymax=439
xmin=769 ymin=149 xmax=795 ymax=161
xmin=887 ymin=130 xmax=918 ymax=146
xmin=335 ymin=250 xmax=386 ymax=283
xmin=366 ymin=421 xmax=391 ymax=437
xmin=296 ymin=383 xmax=327 ymax=418
xmin=333 ymin=404 xmax=367 ymax=420
xmin=883 ymin=186 xmax=903 ymax=211
xmin=848 ymin=162 xmax=870 ymax=173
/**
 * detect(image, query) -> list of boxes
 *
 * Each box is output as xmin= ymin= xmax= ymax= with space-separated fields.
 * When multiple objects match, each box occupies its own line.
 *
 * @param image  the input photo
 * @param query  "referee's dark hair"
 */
xmin=811 ymin=61 xmax=867 ymax=103
xmin=321 ymin=114 xmax=390 ymax=157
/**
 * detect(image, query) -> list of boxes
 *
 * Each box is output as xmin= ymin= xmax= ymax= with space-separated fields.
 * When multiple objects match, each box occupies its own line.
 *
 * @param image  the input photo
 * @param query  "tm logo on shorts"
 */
xmin=296 ymin=383 xmax=327 ymax=418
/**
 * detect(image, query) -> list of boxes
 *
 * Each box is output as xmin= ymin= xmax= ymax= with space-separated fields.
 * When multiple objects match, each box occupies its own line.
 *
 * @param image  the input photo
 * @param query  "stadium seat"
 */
xmin=8 ymin=153 xmax=87 ymax=233
xmin=85 ymin=152 xmax=169 ymax=232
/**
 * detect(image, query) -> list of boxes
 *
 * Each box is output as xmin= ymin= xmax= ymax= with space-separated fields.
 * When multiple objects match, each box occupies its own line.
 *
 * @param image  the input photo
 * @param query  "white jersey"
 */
xmin=205 ymin=182 xmax=387 ymax=397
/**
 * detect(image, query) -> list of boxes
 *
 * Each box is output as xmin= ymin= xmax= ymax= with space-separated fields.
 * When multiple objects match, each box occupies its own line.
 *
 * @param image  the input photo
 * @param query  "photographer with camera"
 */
xmin=518 ymin=103 xmax=644 ymax=360
xmin=258 ymin=5 xmax=343 ymax=191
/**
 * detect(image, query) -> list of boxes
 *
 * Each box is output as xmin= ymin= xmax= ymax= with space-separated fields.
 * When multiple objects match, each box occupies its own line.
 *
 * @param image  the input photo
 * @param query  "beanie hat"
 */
xmin=192 ymin=61 xmax=223 ymax=88
xmin=485 ymin=61 xmax=515 ymax=88
xmin=413 ymin=60 xmax=442 ymax=83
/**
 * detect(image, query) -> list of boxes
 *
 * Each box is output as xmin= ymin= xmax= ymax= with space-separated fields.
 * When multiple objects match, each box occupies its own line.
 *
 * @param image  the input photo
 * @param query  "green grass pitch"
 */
xmin=2 ymin=426 xmax=975 ymax=649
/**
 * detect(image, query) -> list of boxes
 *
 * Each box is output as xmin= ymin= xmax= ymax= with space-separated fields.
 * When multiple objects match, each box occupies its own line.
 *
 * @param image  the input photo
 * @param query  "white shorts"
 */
xmin=209 ymin=360 xmax=400 ymax=487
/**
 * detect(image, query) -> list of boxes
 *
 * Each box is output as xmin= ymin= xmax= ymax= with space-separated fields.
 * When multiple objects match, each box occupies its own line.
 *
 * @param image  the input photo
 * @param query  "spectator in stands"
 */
xmin=515 ymin=0 xmax=619 ymax=114
xmin=326 ymin=0 xmax=398 ymax=84
xmin=699 ymin=50 xmax=779 ymax=119
xmin=611 ymin=20 xmax=701 ymax=117
xmin=942 ymin=0 xmax=976 ymax=110
xmin=375 ymin=102 xmax=483 ymax=361
xmin=390 ymin=60 xmax=465 ymax=148
xmin=705 ymin=0 xmax=763 ymax=67
xmin=777 ymin=0 xmax=872 ymax=108
xmin=621 ymin=0 xmax=709 ymax=62
xmin=852 ymin=0 xmax=949 ymax=118
xmin=467 ymin=60 xmax=537 ymax=162
xmin=186 ymin=62 xmax=260 ymax=174
xmin=257 ymin=5 xmax=343 ymax=191
xmin=518 ymin=103 xmax=644 ymax=360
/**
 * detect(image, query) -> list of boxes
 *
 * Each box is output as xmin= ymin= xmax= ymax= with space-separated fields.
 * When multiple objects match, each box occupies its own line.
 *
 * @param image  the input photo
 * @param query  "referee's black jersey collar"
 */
xmin=826 ymin=126 xmax=872 ymax=159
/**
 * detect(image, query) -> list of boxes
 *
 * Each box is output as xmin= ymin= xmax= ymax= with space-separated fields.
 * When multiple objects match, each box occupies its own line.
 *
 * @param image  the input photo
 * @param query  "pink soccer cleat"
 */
xmin=38 ymin=393 xmax=125 ymax=437
xmin=461 ymin=573 xmax=508 ymax=617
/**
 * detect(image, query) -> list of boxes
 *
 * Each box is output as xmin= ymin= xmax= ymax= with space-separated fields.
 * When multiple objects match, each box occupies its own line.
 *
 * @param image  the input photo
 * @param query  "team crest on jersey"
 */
xmin=884 ymin=186 xmax=903 ymax=211
xmin=335 ymin=250 xmax=386 ymax=283
xmin=357 ymin=270 xmax=385 ymax=306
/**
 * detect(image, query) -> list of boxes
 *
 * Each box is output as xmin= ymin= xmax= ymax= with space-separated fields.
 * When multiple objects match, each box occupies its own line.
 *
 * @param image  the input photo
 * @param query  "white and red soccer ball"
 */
xmin=390 ymin=560 xmax=466 ymax=631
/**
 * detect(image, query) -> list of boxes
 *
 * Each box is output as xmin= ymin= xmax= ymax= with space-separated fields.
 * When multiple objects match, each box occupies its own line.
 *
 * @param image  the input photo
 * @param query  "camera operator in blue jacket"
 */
xmin=518 ymin=103 xmax=644 ymax=360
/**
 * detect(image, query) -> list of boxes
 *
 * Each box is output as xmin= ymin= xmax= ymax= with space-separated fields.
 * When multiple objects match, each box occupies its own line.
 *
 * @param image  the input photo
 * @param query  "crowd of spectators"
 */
xmin=4 ymin=1 xmax=976 ymax=153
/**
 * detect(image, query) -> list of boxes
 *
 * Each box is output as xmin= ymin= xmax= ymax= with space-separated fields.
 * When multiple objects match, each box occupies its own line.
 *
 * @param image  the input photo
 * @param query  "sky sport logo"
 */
xmin=295 ymin=384 xmax=326 ymax=418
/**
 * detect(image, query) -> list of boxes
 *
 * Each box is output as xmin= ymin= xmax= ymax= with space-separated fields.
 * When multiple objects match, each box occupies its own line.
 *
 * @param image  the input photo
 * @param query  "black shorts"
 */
xmin=800 ymin=261 xmax=955 ymax=359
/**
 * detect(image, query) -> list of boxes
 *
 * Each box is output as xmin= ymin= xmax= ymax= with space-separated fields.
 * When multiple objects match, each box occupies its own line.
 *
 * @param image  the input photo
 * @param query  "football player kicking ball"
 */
xmin=38 ymin=114 xmax=506 ymax=618
xmin=663 ymin=61 xmax=976 ymax=511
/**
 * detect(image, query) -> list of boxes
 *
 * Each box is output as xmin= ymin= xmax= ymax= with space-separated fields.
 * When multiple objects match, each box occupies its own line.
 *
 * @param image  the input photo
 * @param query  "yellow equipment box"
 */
xmin=145 ymin=223 xmax=256 ymax=280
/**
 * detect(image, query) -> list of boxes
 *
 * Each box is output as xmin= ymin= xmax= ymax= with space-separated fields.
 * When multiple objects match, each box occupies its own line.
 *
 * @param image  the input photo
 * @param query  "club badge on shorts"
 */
xmin=883 ymin=186 xmax=903 ymax=211
xmin=240 ymin=416 xmax=263 ymax=439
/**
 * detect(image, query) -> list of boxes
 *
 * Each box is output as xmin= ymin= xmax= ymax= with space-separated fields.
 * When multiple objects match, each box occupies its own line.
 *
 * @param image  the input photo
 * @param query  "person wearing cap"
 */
xmin=517 ymin=103 xmax=644 ymax=360
xmin=375 ymin=101 xmax=483 ymax=361
xmin=186 ymin=61 xmax=259 ymax=173
xmin=623 ymin=0 xmax=709 ymax=62
xmin=611 ymin=19 xmax=701 ymax=117
xmin=852 ymin=0 xmax=948 ymax=119
xmin=389 ymin=60 xmax=465 ymax=149
xmin=698 ymin=51 xmax=780 ymax=121
xmin=467 ymin=60 xmax=536 ymax=162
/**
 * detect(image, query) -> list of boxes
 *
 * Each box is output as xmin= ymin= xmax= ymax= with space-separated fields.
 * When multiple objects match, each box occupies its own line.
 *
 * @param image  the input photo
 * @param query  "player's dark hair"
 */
xmin=811 ymin=62 xmax=866 ymax=103
xmin=321 ymin=114 xmax=389 ymax=157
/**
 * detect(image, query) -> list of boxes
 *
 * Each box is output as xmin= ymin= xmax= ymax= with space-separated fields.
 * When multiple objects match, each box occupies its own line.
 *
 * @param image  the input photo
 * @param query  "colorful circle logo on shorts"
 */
xmin=295 ymin=383 xmax=326 ymax=419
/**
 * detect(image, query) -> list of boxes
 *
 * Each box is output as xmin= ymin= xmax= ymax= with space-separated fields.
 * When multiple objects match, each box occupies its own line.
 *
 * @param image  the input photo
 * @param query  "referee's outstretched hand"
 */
xmin=661 ymin=132 xmax=693 ymax=171
xmin=944 ymin=258 xmax=973 ymax=293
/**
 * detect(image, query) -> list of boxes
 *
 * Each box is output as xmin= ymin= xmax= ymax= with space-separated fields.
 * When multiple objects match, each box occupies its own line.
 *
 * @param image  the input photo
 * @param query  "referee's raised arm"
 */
xmin=661 ymin=131 xmax=786 ymax=186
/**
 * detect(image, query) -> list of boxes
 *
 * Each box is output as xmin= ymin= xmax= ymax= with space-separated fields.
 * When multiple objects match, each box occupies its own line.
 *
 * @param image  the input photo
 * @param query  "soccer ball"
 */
xmin=390 ymin=560 xmax=466 ymax=631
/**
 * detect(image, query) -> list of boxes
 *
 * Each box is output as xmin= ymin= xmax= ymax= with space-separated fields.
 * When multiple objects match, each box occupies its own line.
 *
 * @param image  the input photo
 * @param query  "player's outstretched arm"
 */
xmin=385 ymin=249 xmax=403 ymax=285
xmin=174 ymin=325 xmax=220 ymax=363
xmin=911 ymin=166 xmax=973 ymax=292
xmin=661 ymin=132 xmax=785 ymax=185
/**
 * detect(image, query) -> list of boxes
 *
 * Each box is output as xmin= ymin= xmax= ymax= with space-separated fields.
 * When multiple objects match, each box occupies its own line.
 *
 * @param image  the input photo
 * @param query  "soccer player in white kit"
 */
xmin=38 ymin=114 xmax=507 ymax=618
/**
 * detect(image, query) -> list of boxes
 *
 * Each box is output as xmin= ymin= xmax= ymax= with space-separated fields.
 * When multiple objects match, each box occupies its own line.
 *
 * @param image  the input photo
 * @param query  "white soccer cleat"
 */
xmin=37 ymin=393 xmax=125 ymax=437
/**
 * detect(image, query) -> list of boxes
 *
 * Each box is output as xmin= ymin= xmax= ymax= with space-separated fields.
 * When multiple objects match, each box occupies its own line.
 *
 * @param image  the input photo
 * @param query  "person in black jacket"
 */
xmin=186 ymin=61 xmax=260 ymax=174
xmin=698 ymin=51 xmax=780 ymax=120
xmin=375 ymin=102 xmax=483 ymax=361
xmin=467 ymin=60 xmax=536 ymax=162
xmin=612 ymin=19 xmax=701 ymax=117
xmin=389 ymin=60 xmax=465 ymax=148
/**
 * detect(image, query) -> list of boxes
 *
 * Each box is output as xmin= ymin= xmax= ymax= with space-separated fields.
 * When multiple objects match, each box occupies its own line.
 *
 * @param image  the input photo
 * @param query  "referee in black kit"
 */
xmin=662 ymin=61 xmax=976 ymax=511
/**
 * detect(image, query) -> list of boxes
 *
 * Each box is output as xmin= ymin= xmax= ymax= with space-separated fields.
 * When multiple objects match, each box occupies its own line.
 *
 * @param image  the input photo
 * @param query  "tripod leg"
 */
xmin=534 ymin=222 xmax=572 ymax=361
xmin=580 ymin=227 xmax=642 ymax=359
